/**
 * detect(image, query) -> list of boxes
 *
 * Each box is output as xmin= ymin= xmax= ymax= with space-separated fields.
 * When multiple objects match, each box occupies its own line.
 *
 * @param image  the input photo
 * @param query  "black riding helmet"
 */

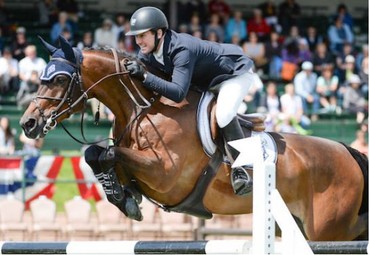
xmin=126 ymin=6 xmax=168 ymax=36
xmin=126 ymin=7 xmax=168 ymax=53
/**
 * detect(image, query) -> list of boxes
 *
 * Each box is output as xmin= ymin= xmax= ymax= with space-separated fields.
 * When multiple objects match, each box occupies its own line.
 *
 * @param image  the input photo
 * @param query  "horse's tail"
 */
xmin=341 ymin=142 xmax=368 ymax=215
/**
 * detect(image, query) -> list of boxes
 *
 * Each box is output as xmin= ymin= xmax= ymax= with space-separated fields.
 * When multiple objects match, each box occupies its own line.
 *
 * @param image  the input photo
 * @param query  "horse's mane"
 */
xmin=83 ymin=46 xmax=136 ymax=60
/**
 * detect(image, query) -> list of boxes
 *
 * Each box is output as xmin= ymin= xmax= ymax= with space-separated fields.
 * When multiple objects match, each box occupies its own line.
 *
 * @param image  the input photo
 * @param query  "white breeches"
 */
xmin=216 ymin=70 xmax=260 ymax=128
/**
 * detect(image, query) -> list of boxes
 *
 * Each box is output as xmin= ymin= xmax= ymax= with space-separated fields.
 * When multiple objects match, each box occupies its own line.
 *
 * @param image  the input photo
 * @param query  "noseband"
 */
xmin=33 ymin=48 xmax=156 ymax=144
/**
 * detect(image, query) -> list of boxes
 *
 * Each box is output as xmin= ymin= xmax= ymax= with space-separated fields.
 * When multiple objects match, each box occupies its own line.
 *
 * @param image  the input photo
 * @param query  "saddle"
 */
xmin=196 ymin=91 xmax=266 ymax=157
xmin=163 ymin=92 xmax=276 ymax=219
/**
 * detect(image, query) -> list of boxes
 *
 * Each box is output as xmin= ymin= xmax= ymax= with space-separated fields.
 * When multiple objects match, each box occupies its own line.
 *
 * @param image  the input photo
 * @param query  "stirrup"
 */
xmin=230 ymin=167 xmax=253 ymax=196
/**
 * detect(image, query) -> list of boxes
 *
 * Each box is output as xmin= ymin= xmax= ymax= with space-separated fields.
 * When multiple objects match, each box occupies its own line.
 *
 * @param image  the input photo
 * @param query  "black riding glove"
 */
xmin=125 ymin=60 xmax=146 ymax=81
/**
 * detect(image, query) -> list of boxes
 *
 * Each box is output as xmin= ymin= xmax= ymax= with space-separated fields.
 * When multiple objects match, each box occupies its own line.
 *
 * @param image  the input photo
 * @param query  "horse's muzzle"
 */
xmin=20 ymin=116 xmax=44 ymax=139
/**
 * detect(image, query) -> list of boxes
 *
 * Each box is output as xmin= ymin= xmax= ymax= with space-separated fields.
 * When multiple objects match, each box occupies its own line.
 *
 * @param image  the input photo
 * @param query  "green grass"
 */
xmin=52 ymin=158 xmax=97 ymax=212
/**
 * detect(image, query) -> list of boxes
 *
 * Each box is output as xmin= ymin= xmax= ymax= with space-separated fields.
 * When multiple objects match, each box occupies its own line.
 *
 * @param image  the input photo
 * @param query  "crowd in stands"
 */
xmin=0 ymin=0 xmax=367 ymax=143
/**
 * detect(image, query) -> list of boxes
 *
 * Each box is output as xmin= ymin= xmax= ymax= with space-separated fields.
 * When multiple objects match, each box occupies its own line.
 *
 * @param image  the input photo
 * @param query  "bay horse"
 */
xmin=20 ymin=36 xmax=368 ymax=241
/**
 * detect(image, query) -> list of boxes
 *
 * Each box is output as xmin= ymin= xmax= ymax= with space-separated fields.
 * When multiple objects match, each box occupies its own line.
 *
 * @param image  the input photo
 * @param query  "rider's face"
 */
xmin=135 ymin=31 xmax=155 ymax=54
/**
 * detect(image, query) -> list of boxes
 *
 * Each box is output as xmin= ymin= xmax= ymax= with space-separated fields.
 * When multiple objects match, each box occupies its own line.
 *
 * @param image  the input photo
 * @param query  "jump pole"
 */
xmin=0 ymin=240 xmax=250 ymax=254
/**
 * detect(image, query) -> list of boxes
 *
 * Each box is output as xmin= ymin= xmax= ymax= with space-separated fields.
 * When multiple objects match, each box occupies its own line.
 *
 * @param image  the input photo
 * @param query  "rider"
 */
xmin=124 ymin=6 xmax=260 ymax=196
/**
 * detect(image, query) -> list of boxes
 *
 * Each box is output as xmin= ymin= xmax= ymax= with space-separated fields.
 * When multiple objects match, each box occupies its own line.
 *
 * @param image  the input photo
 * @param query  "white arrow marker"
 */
xmin=228 ymin=136 xmax=263 ymax=168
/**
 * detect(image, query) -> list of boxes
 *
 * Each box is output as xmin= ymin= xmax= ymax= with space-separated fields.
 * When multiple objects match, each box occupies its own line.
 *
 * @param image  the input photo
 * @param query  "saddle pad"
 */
xmin=197 ymin=91 xmax=277 ymax=168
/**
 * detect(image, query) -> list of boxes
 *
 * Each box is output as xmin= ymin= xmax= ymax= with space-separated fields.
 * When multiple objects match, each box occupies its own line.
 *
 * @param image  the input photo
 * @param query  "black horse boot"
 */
xmin=221 ymin=117 xmax=253 ymax=196
xmin=98 ymin=147 xmax=143 ymax=221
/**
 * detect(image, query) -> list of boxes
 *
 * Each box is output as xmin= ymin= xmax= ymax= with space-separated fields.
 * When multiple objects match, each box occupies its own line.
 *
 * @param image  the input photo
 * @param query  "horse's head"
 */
xmin=20 ymin=36 xmax=85 ymax=139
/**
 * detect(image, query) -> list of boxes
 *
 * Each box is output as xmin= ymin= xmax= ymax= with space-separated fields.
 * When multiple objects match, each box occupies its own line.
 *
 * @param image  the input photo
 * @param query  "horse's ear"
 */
xmin=38 ymin=36 xmax=57 ymax=55
xmin=58 ymin=35 xmax=76 ymax=64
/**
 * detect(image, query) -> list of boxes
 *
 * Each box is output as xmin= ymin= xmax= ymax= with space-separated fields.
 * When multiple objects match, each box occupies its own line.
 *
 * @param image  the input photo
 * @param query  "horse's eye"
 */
xmin=55 ymin=76 xmax=67 ymax=84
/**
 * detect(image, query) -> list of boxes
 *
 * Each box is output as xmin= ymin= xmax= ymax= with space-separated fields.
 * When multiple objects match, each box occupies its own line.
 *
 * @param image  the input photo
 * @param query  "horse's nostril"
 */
xmin=24 ymin=118 xmax=36 ymax=130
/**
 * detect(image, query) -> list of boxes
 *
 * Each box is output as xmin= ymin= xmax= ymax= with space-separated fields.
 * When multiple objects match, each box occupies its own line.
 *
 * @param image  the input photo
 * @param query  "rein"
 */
xmin=34 ymin=49 xmax=157 ymax=146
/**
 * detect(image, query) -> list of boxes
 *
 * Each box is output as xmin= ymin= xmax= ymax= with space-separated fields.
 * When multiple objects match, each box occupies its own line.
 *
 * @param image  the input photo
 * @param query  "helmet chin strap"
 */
xmin=151 ymin=30 xmax=161 ymax=53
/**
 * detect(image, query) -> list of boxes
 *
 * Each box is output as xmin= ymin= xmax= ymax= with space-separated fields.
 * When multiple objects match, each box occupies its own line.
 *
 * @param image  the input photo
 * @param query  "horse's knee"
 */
xmin=84 ymin=145 xmax=105 ymax=174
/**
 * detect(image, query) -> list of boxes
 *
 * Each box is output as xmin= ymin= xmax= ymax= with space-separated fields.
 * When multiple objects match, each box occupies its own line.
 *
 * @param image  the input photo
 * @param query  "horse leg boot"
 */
xmin=98 ymin=147 xmax=143 ymax=221
xmin=85 ymin=145 xmax=142 ymax=221
xmin=221 ymin=117 xmax=253 ymax=196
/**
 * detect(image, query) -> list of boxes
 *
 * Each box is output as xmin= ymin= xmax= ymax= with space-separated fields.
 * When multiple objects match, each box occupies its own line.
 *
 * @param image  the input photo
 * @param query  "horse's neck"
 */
xmin=82 ymin=51 xmax=155 ymax=143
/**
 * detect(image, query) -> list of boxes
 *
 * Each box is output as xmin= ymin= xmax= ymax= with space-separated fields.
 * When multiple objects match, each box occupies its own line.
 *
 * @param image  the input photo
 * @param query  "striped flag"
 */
xmin=70 ymin=156 xmax=104 ymax=201
xmin=0 ymin=156 xmax=63 ymax=209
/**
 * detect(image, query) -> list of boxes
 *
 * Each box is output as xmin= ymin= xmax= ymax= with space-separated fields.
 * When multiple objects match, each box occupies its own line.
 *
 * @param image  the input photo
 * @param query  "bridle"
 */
xmin=33 ymin=48 xmax=157 ymax=146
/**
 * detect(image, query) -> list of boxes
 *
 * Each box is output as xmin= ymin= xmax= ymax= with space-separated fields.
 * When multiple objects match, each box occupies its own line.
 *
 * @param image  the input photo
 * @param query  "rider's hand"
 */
xmin=125 ymin=60 xmax=146 ymax=81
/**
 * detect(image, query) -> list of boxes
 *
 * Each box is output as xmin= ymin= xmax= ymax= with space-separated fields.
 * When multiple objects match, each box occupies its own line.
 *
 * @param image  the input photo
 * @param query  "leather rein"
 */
xmin=33 ymin=48 xmax=156 ymax=146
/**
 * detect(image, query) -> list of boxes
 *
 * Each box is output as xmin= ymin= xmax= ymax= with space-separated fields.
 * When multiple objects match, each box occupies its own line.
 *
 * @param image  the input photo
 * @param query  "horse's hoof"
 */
xmin=125 ymin=185 xmax=143 ymax=204
xmin=125 ymin=196 xmax=143 ymax=221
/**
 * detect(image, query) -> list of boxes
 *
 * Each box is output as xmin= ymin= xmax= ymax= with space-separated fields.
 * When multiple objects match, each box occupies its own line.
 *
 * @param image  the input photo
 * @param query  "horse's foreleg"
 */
xmin=113 ymin=146 xmax=179 ymax=193
xmin=84 ymin=145 xmax=143 ymax=221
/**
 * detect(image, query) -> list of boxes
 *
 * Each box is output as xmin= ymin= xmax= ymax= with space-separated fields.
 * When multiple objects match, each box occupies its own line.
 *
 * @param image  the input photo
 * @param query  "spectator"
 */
xmin=56 ymin=0 xmax=79 ymax=24
xmin=94 ymin=18 xmax=117 ymax=48
xmin=297 ymin=38 xmax=312 ymax=63
xmin=113 ymin=12 xmax=126 ymax=41
xmin=50 ymin=11 xmax=73 ymax=45
xmin=204 ymin=13 xmax=224 ymax=43
xmin=17 ymin=131 xmax=44 ymax=157
xmin=239 ymin=72 xmax=264 ymax=114
xmin=278 ymin=0 xmax=301 ymax=35
xmin=327 ymin=15 xmax=354 ymax=56
xmin=11 ymin=27 xmax=29 ymax=61
xmin=316 ymin=64 xmax=339 ymax=112
xmin=279 ymin=83 xmax=312 ymax=135
xmin=335 ymin=3 xmax=354 ymax=31
xmin=17 ymin=70 xmax=40 ymax=107
xmin=258 ymin=0 xmax=280 ymax=32
xmin=247 ymin=8 xmax=271 ymax=42
xmin=283 ymin=25 xmax=302 ymax=46
xmin=312 ymin=42 xmax=334 ymax=76
xmin=335 ymin=42 xmax=355 ymax=82
xmin=187 ymin=13 xmax=204 ymax=36
xmin=0 ymin=47 xmax=19 ymax=94
xmin=343 ymin=74 xmax=368 ymax=124
xmin=185 ymin=0 xmax=207 ymax=24
xmin=355 ymin=44 xmax=368 ymax=72
xmin=343 ymin=55 xmax=358 ymax=82
xmin=230 ymin=34 xmax=241 ymax=46
xmin=207 ymin=0 xmax=230 ymax=24
xmin=37 ymin=0 xmax=58 ymax=27
xmin=242 ymin=31 xmax=267 ymax=72
xmin=281 ymin=39 xmax=300 ymax=80
xmin=224 ymin=10 xmax=247 ymax=43
xmin=350 ymin=130 xmax=368 ymax=156
xmin=61 ymin=26 xmax=74 ymax=46
xmin=76 ymin=31 xmax=97 ymax=50
xmin=264 ymin=30 xmax=283 ymax=79
xmin=293 ymin=61 xmax=320 ymax=120
xmin=206 ymin=30 xmax=220 ymax=42
xmin=0 ymin=116 xmax=15 ymax=155
xmin=17 ymin=45 xmax=46 ymax=107
xmin=117 ymin=21 xmax=137 ymax=53
xmin=304 ymin=26 xmax=323 ymax=53
xmin=192 ymin=29 xmax=203 ymax=39
xmin=258 ymin=81 xmax=281 ymax=131
xmin=358 ymin=55 xmax=368 ymax=98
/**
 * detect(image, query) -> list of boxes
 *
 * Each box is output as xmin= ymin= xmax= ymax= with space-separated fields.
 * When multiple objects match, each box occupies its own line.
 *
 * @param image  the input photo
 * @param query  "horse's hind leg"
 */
xmin=350 ymin=213 xmax=368 ymax=240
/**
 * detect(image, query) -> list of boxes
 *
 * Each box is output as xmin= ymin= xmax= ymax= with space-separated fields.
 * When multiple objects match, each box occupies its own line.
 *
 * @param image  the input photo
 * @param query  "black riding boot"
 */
xmin=222 ymin=117 xmax=253 ymax=196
